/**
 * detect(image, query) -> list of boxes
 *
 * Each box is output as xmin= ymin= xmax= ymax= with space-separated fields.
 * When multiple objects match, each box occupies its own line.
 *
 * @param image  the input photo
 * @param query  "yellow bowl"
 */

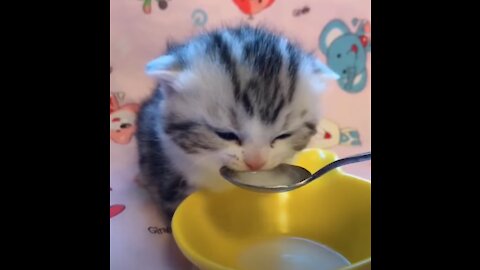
xmin=172 ymin=149 xmax=371 ymax=270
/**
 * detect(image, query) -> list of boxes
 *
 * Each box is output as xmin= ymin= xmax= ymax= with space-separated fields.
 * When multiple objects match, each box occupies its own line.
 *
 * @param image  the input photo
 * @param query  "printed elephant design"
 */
xmin=319 ymin=19 xmax=371 ymax=93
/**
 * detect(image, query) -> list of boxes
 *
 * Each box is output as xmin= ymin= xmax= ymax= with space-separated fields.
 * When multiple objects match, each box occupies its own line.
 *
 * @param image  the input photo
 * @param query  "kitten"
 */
xmin=136 ymin=25 xmax=338 ymax=221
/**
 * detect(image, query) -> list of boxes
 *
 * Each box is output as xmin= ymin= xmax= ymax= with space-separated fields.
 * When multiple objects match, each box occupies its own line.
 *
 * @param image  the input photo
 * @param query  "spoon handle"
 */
xmin=308 ymin=152 xmax=371 ymax=181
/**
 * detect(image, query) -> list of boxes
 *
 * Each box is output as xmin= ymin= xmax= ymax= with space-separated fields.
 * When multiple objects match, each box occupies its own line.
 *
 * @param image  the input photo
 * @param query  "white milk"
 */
xmin=237 ymin=170 xmax=298 ymax=186
xmin=237 ymin=237 xmax=351 ymax=270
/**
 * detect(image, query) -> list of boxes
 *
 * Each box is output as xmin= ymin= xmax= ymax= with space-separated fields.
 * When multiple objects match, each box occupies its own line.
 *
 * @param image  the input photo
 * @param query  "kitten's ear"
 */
xmin=307 ymin=59 xmax=339 ymax=93
xmin=145 ymin=55 xmax=182 ymax=85
xmin=312 ymin=59 xmax=339 ymax=80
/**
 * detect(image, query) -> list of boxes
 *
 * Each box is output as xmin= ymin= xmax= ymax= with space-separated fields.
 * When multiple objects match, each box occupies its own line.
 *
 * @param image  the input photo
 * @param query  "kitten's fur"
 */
xmin=136 ymin=25 xmax=338 ymax=220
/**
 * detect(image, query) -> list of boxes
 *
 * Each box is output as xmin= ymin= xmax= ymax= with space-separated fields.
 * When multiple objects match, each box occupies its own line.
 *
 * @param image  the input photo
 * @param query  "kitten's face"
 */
xmin=147 ymin=26 xmax=338 ymax=172
xmin=158 ymin=63 xmax=321 ymax=172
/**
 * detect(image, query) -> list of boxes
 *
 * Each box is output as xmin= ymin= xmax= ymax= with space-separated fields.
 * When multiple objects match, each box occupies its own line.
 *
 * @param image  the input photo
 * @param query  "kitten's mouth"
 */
xmin=224 ymin=165 xmax=275 ymax=173
xmin=223 ymin=166 xmax=257 ymax=173
xmin=224 ymin=167 xmax=246 ymax=172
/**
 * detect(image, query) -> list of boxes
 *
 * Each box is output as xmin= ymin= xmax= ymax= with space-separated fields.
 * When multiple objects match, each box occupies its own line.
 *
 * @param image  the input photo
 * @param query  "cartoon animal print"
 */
xmin=110 ymin=187 xmax=126 ymax=219
xmin=311 ymin=119 xmax=361 ymax=148
xmin=232 ymin=0 xmax=275 ymax=19
xmin=141 ymin=0 xmax=170 ymax=14
xmin=191 ymin=9 xmax=208 ymax=28
xmin=110 ymin=205 xmax=126 ymax=218
xmin=110 ymin=93 xmax=140 ymax=144
xmin=319 ymin=19 xmax=371 ymax=93
xmin=293 ymin=6 xmax=310 ymax=17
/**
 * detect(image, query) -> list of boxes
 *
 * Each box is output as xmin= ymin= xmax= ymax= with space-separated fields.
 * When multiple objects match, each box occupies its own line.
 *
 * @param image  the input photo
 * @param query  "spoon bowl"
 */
xmin=220 ymin=152 xmax=371 ymax=192
xmin=220 ymin=164 xmax=312 ymax=192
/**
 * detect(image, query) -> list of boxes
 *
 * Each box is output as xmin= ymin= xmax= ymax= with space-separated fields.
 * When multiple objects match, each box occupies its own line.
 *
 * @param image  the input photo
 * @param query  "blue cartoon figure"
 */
xmin=319 ymin=19 xmax=371 ymax=93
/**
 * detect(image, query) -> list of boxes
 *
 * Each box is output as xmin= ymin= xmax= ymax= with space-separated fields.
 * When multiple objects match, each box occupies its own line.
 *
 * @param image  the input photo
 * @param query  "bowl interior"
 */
xmin=172 ymin=149 xmax=371 ymax=270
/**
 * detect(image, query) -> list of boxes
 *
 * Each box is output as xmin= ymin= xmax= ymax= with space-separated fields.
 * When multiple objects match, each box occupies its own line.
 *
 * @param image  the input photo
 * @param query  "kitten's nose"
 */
xmin=245 ymin=159 xmax=266 ymax=171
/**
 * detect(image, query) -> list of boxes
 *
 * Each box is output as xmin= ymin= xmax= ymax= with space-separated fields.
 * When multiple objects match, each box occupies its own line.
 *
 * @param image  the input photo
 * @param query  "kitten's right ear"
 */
xmin=145 ymin=55 xmax=181 ymax=86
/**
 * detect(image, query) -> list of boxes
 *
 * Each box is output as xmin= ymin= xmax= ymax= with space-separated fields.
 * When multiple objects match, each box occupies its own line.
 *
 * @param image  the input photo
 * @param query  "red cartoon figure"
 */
xmin=110 ymin=93 xmax=140 ymax=144
xmin=232 ymin=0 xmax=275 ymax=19
xmin=110 ymin=205 xmax=126 ymax=219
xmin=110 ymin=187 xmax=126 ymax=219
xmin=310 ymin=119 xmax=362 ymax=149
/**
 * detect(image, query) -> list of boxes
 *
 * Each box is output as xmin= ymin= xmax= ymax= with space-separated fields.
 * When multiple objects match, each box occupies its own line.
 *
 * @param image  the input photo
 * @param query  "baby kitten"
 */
xmin=136 ymin=25 xmax=338 ymax=220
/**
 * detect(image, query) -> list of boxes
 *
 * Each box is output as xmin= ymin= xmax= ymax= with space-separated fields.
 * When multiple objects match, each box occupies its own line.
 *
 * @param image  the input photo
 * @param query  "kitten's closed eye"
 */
xmin=271 ymin=133 xmax=292 ymax=147
xmin=274 ymin=133 xmax=292 ymax=140
xmin=215 ymin=131 xmax=241 ymax=144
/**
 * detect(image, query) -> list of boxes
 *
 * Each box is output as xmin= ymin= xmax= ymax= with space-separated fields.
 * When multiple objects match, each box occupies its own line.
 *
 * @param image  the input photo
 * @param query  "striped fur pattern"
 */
xmin=136 ymin=25 xmax=338 ymax=220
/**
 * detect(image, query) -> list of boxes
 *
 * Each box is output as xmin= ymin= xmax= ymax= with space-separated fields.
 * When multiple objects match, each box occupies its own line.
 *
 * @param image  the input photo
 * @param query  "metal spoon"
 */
xmin=220 ymin=152 xmax=371 ymax=192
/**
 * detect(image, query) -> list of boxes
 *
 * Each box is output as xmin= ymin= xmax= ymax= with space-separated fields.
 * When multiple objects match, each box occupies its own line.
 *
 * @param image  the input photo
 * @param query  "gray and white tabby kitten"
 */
xmin=136 ymin=25 xmax=338 ymax=220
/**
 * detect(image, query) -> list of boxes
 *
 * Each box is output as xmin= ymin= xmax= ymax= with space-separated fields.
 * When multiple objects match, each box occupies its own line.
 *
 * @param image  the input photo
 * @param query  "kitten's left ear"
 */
xmin=307 ymin=59 xmax=339 ymax=93
xmin=145 ymin=55 xmax=182 ymax=86
xmin=312 ymin=59 xmax=339 ymax=80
